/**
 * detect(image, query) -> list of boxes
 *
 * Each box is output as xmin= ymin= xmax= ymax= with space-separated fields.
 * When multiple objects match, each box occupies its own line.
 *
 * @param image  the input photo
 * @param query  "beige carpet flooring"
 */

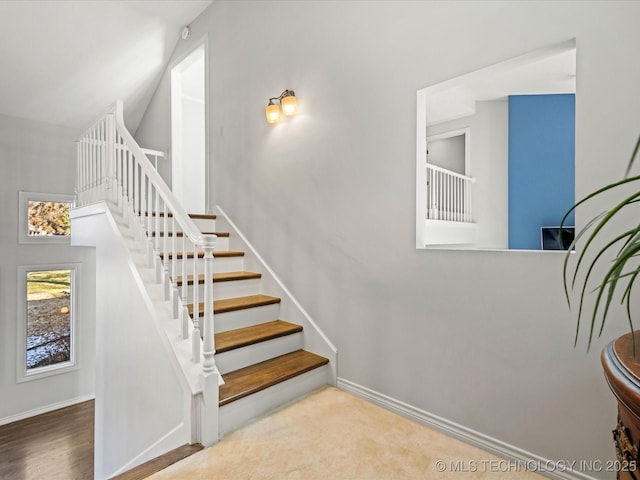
xmin=148 ymin=386 xmax=544 ymax=479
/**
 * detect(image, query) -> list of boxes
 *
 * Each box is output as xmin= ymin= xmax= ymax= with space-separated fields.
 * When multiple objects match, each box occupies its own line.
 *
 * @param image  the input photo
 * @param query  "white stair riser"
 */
xmin=167 ymin=256 xmax=245 ymax=274
xmin=192 ymin=218 xmax=217 ymax=232
xmin=179 ymin=278 xmax=261 ymax=301
xmin=213 ymin=304 xmax=281 ymax=333
xmin=219 ymin=366 xmax=329 ymax=437
xmin=215 ymin=332 xmax=304 ymax=375
xmin=149 ymin=217 xmax=217 ymax=233
xmin=149 ymin=236 xmax=230 ymax=251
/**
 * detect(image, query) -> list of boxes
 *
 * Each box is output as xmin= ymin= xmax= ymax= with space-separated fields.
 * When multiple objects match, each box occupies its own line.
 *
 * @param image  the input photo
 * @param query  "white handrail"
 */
xmin=111 ymin=102 xmax=202 ymax=244
xmin=426 ymin=162 xmax=475 ymax=182
xmin=140 ymin=147 xmax=165 ymax=157
xmin=140 ymin=148 xmax=165 ymax=170
xmin=75 ymin=100 xmax=220 ymax=445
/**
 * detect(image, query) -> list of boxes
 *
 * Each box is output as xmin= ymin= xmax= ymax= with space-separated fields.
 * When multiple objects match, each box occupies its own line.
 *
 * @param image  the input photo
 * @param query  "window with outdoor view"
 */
xmin=18 ymin=191 xmax=74 ymax=244
xmin=17 ymin=264 xmax=79 ymax=382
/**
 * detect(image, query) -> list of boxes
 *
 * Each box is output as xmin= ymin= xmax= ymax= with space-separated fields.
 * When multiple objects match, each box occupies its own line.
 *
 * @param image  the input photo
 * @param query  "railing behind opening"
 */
xmin=140 ymin=147 xmax=165 ymax=170
xmin=426 ymin=163 xmax=475 ymax=223
xmin=75 ymin=100 xmax=219 ymax=445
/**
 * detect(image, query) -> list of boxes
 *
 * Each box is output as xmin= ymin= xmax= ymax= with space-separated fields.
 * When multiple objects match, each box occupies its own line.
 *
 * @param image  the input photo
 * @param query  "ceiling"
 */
xmin=0 ymin=0 xmax=213 ymax=132
xmin=425 ymin=39 xmax=577 ymax=125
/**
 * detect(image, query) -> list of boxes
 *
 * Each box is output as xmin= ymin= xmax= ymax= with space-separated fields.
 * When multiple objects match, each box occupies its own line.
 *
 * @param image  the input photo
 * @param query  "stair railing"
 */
xmin=76 ymin=100 xmax=220 ymax=445
xmin=426 ymin=163 xmax=475 ymax=223
xmin=140 ymin=147 xmax=165 ymax=171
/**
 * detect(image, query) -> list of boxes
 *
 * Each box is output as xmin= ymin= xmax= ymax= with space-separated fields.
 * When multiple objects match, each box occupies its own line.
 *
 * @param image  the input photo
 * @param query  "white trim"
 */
xmin=0 ymin=394 xmax=94 ymax=426
xmin=170 ymin=34 xmax=210 ymax=213
xmin=140 ymin=147 xmax=165 ymax=157
xmin=18 ymin=191 xmax=74 ymax=244
xmin=16 ymin=263 xmax=81 ymax=383
xmin=216 ymin=205 xmax=337 ymax=358
xmin=416 ymin=89 xmax=428 ymax=248
xmin=107 ymin=422 xmax=187 ymax=478
xmin=337 ymin=378 xmax=598 ymax=480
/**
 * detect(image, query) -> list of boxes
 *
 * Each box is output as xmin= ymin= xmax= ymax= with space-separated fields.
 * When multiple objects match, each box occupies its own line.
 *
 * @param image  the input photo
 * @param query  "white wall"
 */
xmin=135 ymin=2 xmax=640 ymax=477
xmin=71 ymin=204 xmax=192 ymax=480
xmin=0 ymin=114 xmax=96 ymax=422
xmin=427 ymin=134 xmax=466 ymax=174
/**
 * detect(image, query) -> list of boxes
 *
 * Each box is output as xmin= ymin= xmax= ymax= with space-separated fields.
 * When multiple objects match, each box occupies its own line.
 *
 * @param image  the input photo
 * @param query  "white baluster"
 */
xmin=101 ymin=118 xmax=107 ymax=199
xmin=181 ymin=234 xmax=189 ymax=339
xmin=200 ymin=235 xmax=217 ymax=373
xmin=147 ymin=184 xmax=155 ymax=269
xmin=459 ymin=177 xmax=462 ymax=221
xmin=79 ymin=138 xmax=84 ymax=203
xmin=172 ymin=216 xmax=179 ymax=319
xmin=468 ymin=179 xmax=473 ymax=222
xmin=464 ymin=177 xmax=467 ymax=221
xmin=85 ymin=134 xmax=90 ymax=200
xmin=192 ymin=242 xmax=201 ymax=363
xmin=100 ymin=120 xmax=105 ymax=199
xmin=88 ymin=128 xmax=93 ymax=201
xmin=106 ymin=115 xmax=115 ymax=202
xmin=128 ymin=148 xmax=134 ymax=217
xmin=117 ymin=134 xmax=124 ymax=208
xmin=75 ymin=141 xmax=80 ymax=205
xmin=163 ymin=202 xmax=170 ymax=301
xmin=139 ymin=169 xmax=147 ymax=240
xmin=129 ymin=155 xmax=136 ymax=231
xmin=437 ymin=171 xmax=442 ymax=220
xmin=154 ymin=189 xmax=162 ymax=283
xmin=95 ymin=124 xmax=100 ymax=198
xmin=448 ymin=175 xmax=452 ymax=221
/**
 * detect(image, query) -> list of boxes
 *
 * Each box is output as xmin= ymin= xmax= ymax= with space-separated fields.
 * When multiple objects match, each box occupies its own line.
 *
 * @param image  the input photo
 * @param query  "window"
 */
xmin=17 ymin=264 xmax=79 ymax=382
xmin=18 ymin=191 xmax=74 ymax=244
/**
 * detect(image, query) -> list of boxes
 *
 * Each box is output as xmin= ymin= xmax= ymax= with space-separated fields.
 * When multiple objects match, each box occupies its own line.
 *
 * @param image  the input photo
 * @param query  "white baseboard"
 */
xmin=0 ymin=394 xmax=95 ymax=426
xmin=107 ymin=421 xmax=188 ymax=478
xmin=337 ymin=378 xmax=598 ymax=480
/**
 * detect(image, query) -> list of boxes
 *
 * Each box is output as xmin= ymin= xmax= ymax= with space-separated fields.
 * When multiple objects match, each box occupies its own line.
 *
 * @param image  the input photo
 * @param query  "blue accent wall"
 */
xmin=508 ymin=94 xmax=575 ymax=249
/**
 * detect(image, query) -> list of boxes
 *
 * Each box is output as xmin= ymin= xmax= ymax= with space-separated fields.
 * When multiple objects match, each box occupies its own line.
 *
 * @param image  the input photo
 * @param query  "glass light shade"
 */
xmin=265 ymin=103 xmax=281 ymax=124
xmin=281 ymin=94 xmax=297 ymax=116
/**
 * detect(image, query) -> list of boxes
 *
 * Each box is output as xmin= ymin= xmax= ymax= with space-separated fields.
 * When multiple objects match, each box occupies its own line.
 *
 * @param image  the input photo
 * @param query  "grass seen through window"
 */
xmin=26 ymin=270 xmax=72 ymax=369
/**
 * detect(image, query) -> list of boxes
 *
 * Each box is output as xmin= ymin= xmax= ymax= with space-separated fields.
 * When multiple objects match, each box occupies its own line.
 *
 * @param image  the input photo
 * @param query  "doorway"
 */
xmin=171 ymin=43 xmax=206 ymax=213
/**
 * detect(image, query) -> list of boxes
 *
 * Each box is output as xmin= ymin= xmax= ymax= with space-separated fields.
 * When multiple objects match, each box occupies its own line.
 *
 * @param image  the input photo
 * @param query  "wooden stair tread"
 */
xmin=188 ymin=294 xmax=281 ymax=317
xmin=108 ymin=443 xmax=203 ymax=480
xmin=219 ymin=350 xmax=329 ymax=406
xmin=215 ymin=320 xmax=302 ymax=354
xmin=144 ymin=212 xmax=217 ymax=220
xmin=174 ymin=271 xmax=261 ymax=286
xmin=160 ymin=250 xmax=244 ymax=260
xmin=150 ymin=231 xmax=229 ymax=238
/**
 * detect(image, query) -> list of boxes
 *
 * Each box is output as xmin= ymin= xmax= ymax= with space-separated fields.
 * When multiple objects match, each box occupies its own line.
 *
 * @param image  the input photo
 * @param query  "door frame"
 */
xmin=169 ymin=34 xmax=210 ymax=213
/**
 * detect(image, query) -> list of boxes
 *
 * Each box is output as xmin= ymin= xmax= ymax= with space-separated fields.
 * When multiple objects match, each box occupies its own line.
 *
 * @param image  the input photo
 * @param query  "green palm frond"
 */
xmin=563 ymin=134 xmax=640 ymax=352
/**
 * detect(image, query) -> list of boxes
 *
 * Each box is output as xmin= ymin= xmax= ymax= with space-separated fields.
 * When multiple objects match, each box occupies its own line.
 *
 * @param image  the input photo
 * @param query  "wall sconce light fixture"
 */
xmin=265 ymin=90 xmax=297 ymax=124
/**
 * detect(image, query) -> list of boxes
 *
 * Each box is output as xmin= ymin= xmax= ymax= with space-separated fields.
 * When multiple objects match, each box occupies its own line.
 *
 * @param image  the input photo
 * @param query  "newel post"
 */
xmin=199 ymin=233 xmax=220 ymax=446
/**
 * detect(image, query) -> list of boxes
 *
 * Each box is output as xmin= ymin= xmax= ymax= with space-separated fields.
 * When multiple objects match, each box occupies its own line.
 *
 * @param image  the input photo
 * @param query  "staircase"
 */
xmin=72 ymin=101 xmax=336 ymax=478
xmin=157 ymin=211 xmax=331 ymax=435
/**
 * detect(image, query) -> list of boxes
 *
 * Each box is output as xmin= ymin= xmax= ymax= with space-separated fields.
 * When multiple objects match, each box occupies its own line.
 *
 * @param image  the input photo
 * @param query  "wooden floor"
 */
xmin=0 ymin=400 xmax=94 ymax=480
